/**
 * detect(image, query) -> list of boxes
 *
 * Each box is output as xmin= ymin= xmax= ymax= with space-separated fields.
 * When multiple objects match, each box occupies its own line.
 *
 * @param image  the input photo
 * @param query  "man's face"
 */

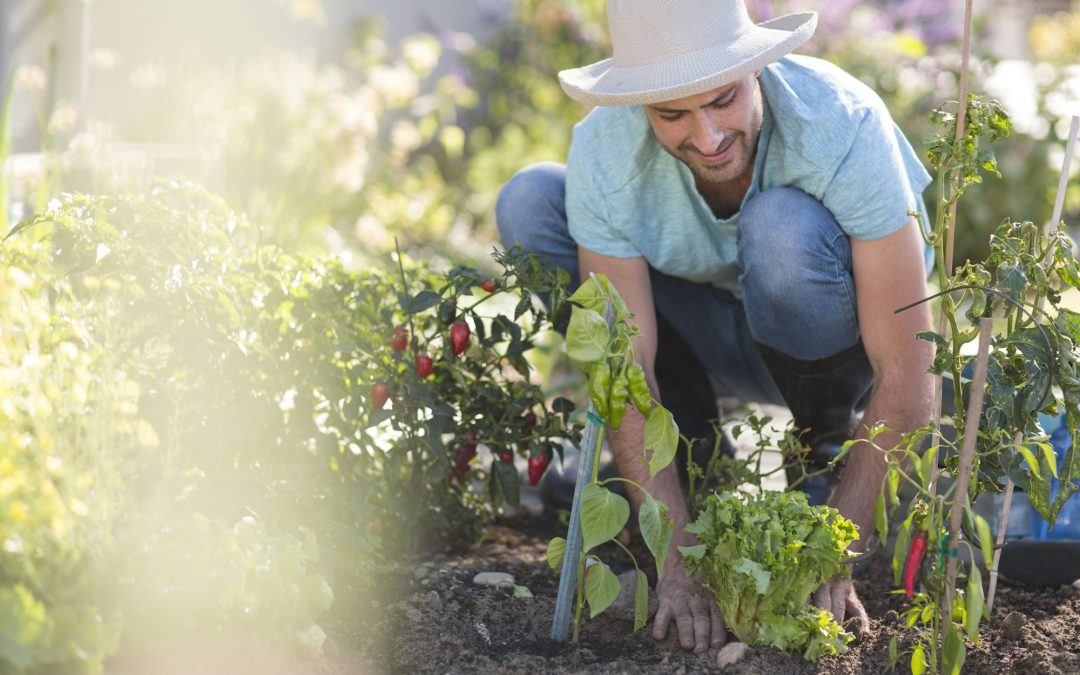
xmin=643 ymin=75 xmax=763 ymax=187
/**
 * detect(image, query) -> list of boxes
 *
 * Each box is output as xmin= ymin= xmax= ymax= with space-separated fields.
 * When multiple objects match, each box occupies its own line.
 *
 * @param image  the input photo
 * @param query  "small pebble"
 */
xmin=1002 ymin=610 xmax=1026 ymax=640
xmin=414 ymin=563 xmax=433 ymax=580
xmin=1072 ymin=578 xmax=1080 ymax=592
xmin=884 ymin=609 xmax=899 ymax=624
xmin=424 ymin=590 xmax=442 ymax=611
xmin=472 ymin=571 xmax=515 ymax=588
xmin=717 ymin=642 xmax=749 ymax=669
xmin=606 ymin=570 xmax=658 ymax=622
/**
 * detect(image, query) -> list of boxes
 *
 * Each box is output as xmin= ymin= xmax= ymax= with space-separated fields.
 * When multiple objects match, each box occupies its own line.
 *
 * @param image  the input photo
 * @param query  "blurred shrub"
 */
xmin=0 ymin=243 xmax=140 ymax=672
xmin=1 ymin=182 xmax=577 ymax=671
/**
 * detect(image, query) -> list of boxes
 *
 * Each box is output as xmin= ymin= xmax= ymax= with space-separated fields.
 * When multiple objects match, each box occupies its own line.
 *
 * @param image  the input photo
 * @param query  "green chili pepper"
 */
xmin=608 ymin=372 xmax=630 ymax=431
xmin=589 ymin=361 xmax=611 ymax=418
xmin=626 ymin=362 xmax=651 ymax=414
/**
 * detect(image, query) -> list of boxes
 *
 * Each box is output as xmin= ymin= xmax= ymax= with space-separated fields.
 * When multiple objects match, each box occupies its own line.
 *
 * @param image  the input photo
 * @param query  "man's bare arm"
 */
xmin=815 ymin=218 xmax=935 ymax=627
xmin=578 ymin=247 xmax=726 ymax=653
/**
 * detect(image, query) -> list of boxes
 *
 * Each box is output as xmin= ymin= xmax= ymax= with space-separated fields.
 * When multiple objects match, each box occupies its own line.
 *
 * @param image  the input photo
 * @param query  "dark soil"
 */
xmin=339 ymin=513 xmax=1080 ymax=675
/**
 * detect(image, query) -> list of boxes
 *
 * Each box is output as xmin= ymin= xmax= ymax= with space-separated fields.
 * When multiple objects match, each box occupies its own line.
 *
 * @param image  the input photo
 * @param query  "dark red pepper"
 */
xmin=415 ymin=354 xmax=434 ymax=379
xmin=371 ymin=382 xmax=390 ymax=411
xmin=479 ymin=278 xmax=497 ymax=293
xmin=527 ymin=451 xmax=549 ymax=486
xmin=391 ymin=326 xmax=408 ymax=353
xmin=450 ymin=321 xmax=470 ymax=356
xmin=903 ymin=529 xmax=929 ymax=599
xmin=498 ymin=449 xmax=514 ymax=463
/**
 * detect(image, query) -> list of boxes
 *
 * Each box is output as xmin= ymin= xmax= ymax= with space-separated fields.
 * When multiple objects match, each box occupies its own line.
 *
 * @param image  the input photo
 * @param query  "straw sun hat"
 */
xmin=558 ymin=0 xmax=817 ymax=106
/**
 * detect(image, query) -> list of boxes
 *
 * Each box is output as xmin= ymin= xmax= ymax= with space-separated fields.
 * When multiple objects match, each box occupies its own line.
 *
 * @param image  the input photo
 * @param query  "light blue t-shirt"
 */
xmin=565 ymin=55 xmax=932 ymax=293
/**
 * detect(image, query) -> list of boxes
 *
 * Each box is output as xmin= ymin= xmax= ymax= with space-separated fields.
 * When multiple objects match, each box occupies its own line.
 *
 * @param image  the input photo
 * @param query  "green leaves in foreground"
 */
xmin=585 ymin=561 xmax=619 ymax=617
xmin=579 ymin=484 xmax=629 ymax=552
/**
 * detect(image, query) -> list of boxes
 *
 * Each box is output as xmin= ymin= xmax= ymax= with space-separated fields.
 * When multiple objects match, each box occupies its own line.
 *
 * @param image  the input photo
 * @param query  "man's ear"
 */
xmin=754 ymin=69 xmax=761 ymax=78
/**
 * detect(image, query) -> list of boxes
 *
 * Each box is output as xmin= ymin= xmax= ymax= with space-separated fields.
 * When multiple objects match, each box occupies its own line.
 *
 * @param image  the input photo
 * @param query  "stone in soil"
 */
xmin=716 ymin=641 xmax=749 ymax=669
xmin=472 ymin=571 xmax=515 ymax=587
xmin=1002 ymin=610 xmax=1026 ymax=640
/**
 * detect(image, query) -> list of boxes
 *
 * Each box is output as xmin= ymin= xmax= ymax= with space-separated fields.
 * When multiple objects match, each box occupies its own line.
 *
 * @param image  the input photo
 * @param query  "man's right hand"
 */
xmin=652 ymin=557 xmax=727 ymax=654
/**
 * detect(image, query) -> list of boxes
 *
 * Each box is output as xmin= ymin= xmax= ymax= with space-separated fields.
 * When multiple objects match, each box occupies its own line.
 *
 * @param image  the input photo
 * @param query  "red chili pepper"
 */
xmin=370 ymin=382 xmax=390 ymax=411
xmin=449 ymin=321 xmax=470 ymax=356
xmin=903 ymin=529 xmax=929 ymax=599
xmin=391 ymin=326 xmax=408 ymax=353
xmin=527 ymin=452 xmax=549 ymax=486
xmin=479 ymin=278 xmax=497 ymax=293
xmin=415 ymin=354 xmax=434 ymax=379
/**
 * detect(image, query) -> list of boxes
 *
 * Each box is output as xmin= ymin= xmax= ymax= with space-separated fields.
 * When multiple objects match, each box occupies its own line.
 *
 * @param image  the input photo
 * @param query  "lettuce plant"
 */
xmin=680 ymin=490 xmax=859 ymax=661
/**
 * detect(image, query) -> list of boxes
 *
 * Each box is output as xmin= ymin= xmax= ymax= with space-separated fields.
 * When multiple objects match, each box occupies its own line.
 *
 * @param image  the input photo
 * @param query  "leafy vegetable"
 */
xmin=680 ymin=491 xmax=859 ymax=661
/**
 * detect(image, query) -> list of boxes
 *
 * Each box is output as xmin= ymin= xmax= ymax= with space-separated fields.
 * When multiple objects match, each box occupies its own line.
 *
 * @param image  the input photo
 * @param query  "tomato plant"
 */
xmin=878 ymin=93 xmax=1080 ymax=674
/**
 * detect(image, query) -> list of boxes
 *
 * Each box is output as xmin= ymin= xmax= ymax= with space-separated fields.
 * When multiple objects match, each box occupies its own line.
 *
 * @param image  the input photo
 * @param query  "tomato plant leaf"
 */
xmin=639 ymin=495 xmax=673 ymax=579
xmin=580 ymin=483 xmax=629 ymax=552
xmin=633 ymin=569 xmax=648 ymax=632
xmin=493 ymin=459 xmax=520 ymax=508
xmin=893 ymin=512 xmax=913 ymax=586
xmin=975 ymin=513 xmax=994 ymax=568
xmin=911 ymin=643 xmax=927 ymax=675
xmin=644 ymin=406 xmax=678 ymax=479
xmin=874 ymin=491 xmax=888 ymax=546
xmin=567 ymin=275 xmax=606 ymax=313
xmin=965 ymin=564 xmax=985 ymax=644
xmin=565 ymin=306 xmax=610 ymax=366
xmin=404 ymin=289 xmax=441 ymax=315
xmin=585 ymin=561 xmax=620 ymax=618
xmin=943 ymin=622 xmax=966 ymax=675
xmin=547 ymin=537 xmax=566 ymax=571
xmin=1016 ymin=445 xmax=1042 ymax=480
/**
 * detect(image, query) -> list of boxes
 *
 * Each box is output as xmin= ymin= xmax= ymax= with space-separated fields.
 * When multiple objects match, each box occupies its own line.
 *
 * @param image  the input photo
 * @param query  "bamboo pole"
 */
xmin=928 ymin=0 xmax=975 ymax=499
xmin=986 ymin=114 xmax=1080 ymax=613
xmin=941 ymin=318 xmax=993 ymax=638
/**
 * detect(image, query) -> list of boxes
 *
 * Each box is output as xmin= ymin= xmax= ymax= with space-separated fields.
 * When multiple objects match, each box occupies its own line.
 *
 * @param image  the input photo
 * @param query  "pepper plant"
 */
xmin=545 ymin=274 xmax=679 ymax=639
xmin=880 ymin=93 xmax=1080 ymax=674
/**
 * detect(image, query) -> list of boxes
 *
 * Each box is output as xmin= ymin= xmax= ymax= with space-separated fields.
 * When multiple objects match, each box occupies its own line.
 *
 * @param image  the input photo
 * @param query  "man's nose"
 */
xmin=690 ymin=114 xmax=725 ymax=153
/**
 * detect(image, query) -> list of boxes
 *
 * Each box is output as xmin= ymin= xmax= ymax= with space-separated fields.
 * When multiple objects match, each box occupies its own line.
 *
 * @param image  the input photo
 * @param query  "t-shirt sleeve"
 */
xmin=822 ymin=105 xmax=932 ymax=241
xmin=565 ymin=131 xmax=641 ymax=258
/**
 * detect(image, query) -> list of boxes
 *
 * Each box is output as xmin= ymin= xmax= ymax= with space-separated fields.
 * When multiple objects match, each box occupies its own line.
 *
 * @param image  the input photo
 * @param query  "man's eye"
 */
xmin=713 ymin=93 xmax=737 ymax=109
xmin=658 ymin=113 xmax=682 ymax=122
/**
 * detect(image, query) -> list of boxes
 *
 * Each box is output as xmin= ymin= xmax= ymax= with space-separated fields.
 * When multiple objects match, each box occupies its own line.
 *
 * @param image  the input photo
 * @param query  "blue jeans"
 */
xmin=496 ymin=162 xmax=870 ymax=450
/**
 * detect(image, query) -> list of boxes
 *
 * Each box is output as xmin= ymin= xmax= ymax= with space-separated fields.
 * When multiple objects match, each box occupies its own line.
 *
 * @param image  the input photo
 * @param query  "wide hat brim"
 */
xmin=558 ymin=12 xmax=817 ymax=106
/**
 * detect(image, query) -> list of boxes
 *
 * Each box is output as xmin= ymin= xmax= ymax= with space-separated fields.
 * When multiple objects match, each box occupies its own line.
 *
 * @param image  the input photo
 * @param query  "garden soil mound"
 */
xmin=343 ymin=514 xmax=1080 ymax=674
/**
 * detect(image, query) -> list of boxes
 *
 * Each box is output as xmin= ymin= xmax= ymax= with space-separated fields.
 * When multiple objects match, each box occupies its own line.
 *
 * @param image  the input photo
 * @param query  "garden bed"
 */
xmin=347 ymin=513 xmax=1080 ymax=675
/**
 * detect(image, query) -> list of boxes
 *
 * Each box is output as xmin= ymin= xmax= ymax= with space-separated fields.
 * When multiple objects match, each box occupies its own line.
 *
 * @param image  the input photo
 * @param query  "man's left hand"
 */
xmin=812 ymin=576 xmax=870 ymax=635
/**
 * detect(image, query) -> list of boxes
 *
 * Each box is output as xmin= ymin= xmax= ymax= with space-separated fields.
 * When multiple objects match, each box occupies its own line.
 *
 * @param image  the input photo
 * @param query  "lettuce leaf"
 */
xmin=681 ymin=491 xmax=859 ymax=660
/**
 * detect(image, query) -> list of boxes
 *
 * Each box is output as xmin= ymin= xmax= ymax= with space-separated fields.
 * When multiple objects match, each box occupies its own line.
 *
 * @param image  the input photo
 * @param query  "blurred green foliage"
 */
xmin=0 ymin=183 xmax=575 ymax=672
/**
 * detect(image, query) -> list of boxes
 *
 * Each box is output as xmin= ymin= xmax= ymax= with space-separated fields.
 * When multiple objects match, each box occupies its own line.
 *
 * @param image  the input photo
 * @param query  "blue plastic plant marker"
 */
xmin=551 ymin=299 xmax=614 ymax=642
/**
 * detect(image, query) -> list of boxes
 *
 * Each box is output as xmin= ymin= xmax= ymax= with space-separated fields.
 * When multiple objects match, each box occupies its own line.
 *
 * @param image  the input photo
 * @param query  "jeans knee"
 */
xmin=495 ymin=162 xmax=566 ymax=251
xmin=738 ymin=187 xmax=851 ymax=303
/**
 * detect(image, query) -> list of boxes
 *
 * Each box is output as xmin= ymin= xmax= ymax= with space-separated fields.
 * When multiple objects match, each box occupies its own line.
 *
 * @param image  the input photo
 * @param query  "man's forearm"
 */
xmin=829 ymin=371 xmax=933 ymax=548
xmin=608 ymin=406 xmax=696 ymax=547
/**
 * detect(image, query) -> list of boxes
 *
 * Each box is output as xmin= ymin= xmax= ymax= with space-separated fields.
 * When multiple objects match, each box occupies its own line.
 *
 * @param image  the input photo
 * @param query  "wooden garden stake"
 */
xmin=928 ymin=0 xmax=975 ymax=499
xmin=942 ymin=317 xmax=993 ymax=642
xmin=551 ymin=298 xmax=615 ymax=642
xmin=986 ymin=114 xmax=1080 ymax=613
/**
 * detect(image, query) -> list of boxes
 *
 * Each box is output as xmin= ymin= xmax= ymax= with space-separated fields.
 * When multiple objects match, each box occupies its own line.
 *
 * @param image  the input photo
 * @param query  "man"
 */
xmin=496 ymin=0 xmax=935 ymax=654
